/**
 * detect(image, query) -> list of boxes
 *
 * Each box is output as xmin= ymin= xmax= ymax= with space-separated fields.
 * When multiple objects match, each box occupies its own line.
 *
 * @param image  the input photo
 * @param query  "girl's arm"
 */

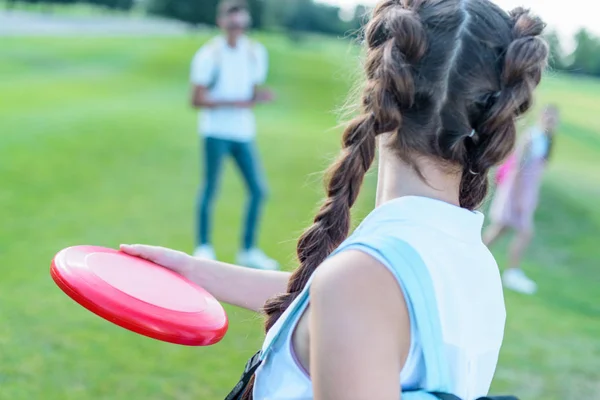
xmin=120 ymin=244 xmax=290 ymax=313
xmin=514 ymin=132 xmax=531 ymax=171
xmin=512 ymin=132 xmax=532 ymax=212
xmin=309 ymin=250 xmax=410 ymax=400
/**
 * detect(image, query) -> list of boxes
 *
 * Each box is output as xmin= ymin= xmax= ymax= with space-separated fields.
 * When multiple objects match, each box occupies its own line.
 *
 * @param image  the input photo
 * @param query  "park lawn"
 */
xmin=0 ymin=34 xmax=598 ymax=400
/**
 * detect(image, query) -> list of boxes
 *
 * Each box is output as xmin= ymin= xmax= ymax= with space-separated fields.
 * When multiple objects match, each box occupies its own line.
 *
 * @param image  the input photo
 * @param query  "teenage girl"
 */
xmin=484 ymin=106 xmax=560 ymax=295
xmin=121 ymin=0 xmax=548 ymax=398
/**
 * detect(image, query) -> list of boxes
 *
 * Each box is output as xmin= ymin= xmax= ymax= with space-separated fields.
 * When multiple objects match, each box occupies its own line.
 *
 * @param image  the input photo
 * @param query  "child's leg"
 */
xmin=197 ymin=137 xmax=230 ymax=248
xmin=508 ymin=228 xmax=533 ymax=270
xmin=502 ymin=227 xmax=536 ymax=294
xmin=483 ymin=223 xmax=508 ymax=248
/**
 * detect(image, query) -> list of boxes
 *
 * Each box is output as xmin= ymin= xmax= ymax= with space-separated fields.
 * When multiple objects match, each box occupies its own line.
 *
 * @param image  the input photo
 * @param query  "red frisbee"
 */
xmin=50 ymin=246 xmax=228 ymax=346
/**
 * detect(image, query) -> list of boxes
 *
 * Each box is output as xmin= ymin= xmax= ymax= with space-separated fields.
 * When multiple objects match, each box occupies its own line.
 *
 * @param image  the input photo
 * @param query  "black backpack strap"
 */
xmin=478 ymin=397 xmax=519 ymax=400
xmin=430 ymin=394 xmax=518 ymax=400
xmin=430 ymin=393 xmax=462 ymax=400
xmin=223 ymin=350 xmax=262 ymax=400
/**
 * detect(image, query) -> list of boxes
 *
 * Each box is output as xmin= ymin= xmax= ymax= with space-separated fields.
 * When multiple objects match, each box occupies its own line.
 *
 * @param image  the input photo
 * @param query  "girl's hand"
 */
xmin=119 ymin=244 xmax=193 ymax=277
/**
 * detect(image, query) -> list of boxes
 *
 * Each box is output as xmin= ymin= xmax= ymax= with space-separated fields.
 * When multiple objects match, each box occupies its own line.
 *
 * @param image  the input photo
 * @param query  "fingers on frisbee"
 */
xmin=120 ymin=244 xmax=152 ymax=259
xmin=120 ymin=244 xmax=167 ymax=264
xmin=119 ymin=244 xmax=139 ymax=254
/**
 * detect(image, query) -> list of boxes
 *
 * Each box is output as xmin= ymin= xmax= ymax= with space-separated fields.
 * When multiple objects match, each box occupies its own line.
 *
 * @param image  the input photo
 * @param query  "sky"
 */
xmin=320 ymin=0 xmax=598 ymax=50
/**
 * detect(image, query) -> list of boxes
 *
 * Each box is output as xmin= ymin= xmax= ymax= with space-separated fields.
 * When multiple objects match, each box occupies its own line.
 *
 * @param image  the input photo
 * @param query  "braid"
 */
xmin=236 ymin=2 xmax=548 ymax=398
xmin=459 ymin=7 xmax=548 ymax=210
xmin=262 ymin=1 xmax=427 ymax=337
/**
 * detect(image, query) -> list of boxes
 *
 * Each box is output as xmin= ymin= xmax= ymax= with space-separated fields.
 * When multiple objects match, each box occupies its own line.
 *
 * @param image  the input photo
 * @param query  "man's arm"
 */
xmin=190 ymin=85 xmax=254 ymax=109
xmin=190 ymin=45 xmax=254 ymax=110
xmin=247 ymin=42 xmax=275 ymax=105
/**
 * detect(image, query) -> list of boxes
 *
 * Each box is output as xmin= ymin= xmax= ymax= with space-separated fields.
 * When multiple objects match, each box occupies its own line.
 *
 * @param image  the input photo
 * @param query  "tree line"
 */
xmin=145 ymin=0 xmax=367 ymax=37
xmin=6 ymin=0 xmax=134 ymax=11
xmin=6 ymin=0 xmax=600 ymax=77
xmin=548 ymin=29 xmax=600 ymax=77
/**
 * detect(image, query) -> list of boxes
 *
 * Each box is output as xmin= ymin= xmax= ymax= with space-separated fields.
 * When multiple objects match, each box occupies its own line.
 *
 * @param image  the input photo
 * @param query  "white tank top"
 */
xmin=253 ymin=196 xmax=506 ymax=400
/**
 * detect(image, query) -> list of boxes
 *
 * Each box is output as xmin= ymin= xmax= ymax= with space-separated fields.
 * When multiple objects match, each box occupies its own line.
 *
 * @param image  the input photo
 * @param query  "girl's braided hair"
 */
xmin=243 ymin=1 xmax=547 ymax=397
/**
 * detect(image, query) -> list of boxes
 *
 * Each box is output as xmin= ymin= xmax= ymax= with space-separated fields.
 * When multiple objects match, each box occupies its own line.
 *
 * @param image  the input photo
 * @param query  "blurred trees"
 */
xmin=86 ymin=0 xmax=134 ymax=11
xmin=7 ymin=0 xmax=600 ymax=78
xmin=548 ymin=28 xmax=600 ymax=77
xmin=7 ymin=0 xmax=134 ymax=11
xmin=146 ymin=0 xmax=264 ymax=27
xmin=145 ymin=0 xmax=363 ymax=36
xmin=571 ymin=29 xmax=600 ymax=76
xmin=545 ymin=30 xmax=566 ymax=70
xmin=8 ymin=0 xmax=133 ymax=10
xmin=261 ymin=0 xmax=367 ymax=37
xmin=146 ymin=0 xmax=218 ymax=25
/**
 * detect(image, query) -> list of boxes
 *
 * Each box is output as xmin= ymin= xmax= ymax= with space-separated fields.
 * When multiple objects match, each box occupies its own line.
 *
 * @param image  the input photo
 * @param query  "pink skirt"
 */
xmin=489 ymin=158 xmax=546 ymax=231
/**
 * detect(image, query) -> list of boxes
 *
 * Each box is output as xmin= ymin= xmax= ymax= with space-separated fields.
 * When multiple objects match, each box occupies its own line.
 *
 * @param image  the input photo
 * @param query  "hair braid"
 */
xmin=261 ymin=0 xmax=426 ymax=335
xmin=459 ymin=7 xmax=548 ymax=210
xmin=237 ymin=1 xmax=549 ymax=398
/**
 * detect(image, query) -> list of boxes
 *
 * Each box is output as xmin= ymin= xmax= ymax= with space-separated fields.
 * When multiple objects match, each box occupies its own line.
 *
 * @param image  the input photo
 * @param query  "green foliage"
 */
xmin=146 ymin=0 xmax=218 ymax=25
xmin=571 ymin=29 xmax=600 ymax=76
xmin=543 ymin=28 xmax=600 ymax=77
xmin=4 ymin=0 xmax=600 ymax=78
xmin=7 ymin=0 xmax=133 ymax=10
xmin=263 ymin=0 xmax=365 ymax=37
xmin=85 ymin=0 xmax=133 ymax=11
xmin=145 ymin=0 xmax=264 ymax=27
xmin=143 ymin=0 xmax=364 ymax=34
xmin=545 ymin=30 xmax=565 ymax=71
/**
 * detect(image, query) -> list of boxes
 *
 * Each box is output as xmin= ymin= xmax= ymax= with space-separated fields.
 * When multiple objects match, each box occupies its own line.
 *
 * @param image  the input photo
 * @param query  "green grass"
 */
xmin=0 ymin=34 xmax=598 ymax=399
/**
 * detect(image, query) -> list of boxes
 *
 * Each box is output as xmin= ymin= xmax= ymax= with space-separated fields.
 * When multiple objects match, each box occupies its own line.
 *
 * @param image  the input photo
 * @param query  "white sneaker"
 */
xmin=237 ymin=248 xmax=279 ymax=270
xmin=502 ymin=268 xmax=537 ymax=295
xmin=193 ymin=245 xmax=216 ymax=260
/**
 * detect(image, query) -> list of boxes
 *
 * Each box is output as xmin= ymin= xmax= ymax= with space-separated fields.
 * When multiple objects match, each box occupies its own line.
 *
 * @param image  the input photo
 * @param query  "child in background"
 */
xmin=485 ymin=105 xmax=560 ymax=294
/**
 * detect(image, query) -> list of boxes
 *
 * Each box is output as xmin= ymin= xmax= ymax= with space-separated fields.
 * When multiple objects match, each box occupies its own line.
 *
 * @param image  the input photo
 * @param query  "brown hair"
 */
xmin=218 ymin=0 xmax=248 ymax=17
xmin=243 ymin=0 xmax=548 ymax=397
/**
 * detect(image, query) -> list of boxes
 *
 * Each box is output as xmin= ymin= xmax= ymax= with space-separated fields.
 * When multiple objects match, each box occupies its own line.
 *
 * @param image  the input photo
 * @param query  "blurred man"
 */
xmin=484 ymin=105 xmax=560 ymax=294
xmin=190 ymin=0 xmax=277 ymax=270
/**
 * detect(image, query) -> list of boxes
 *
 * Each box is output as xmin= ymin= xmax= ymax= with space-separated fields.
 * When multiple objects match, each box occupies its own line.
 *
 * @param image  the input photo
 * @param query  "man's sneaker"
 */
xmin=502 ymin=268 xmax=537 ymax=295
xmin=237 ymin=248 xmax=279 ymax=270
xmin=193 ymin=245 xmax=216 ymax=261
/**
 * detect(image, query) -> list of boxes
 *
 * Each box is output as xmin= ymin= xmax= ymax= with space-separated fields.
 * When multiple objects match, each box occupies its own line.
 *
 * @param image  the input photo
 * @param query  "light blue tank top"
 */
xmin=253 ymin=196 xmax=505 ymax=400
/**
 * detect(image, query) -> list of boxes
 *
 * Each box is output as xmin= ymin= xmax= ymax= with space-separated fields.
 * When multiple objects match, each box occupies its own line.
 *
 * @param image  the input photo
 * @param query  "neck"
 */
xmin=375 ymin=135 xmax=462 ymax=208
xmin=226 ymin=34 xmax=240 ymax=48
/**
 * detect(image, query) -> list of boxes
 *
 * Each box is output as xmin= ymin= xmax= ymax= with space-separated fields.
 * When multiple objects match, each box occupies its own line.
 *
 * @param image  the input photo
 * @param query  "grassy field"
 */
xmin=0 ymin=33 xmax=598 ymax=400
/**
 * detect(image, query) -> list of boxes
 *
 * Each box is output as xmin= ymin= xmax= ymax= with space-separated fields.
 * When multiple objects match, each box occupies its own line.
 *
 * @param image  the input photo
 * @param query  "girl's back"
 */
xmin=254 ymin=196 xmax=505 ymax=400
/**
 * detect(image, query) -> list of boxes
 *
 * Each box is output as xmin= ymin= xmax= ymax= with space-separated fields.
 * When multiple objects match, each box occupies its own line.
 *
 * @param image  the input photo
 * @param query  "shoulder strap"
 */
xmin=335 ymin=237 xmax=453 ymax=393
xmin=430 ymin=393 xmax=462 ymax=400
xmin=207 ymin=40 xmax=222 ymax=90
xmin=248 ymin=40 xmax=258 ymax=64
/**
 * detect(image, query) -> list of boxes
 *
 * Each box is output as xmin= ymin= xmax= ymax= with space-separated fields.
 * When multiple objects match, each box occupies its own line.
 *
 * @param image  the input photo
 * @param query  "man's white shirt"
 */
xmin=190 ymin=36 xmax=268 ymax=142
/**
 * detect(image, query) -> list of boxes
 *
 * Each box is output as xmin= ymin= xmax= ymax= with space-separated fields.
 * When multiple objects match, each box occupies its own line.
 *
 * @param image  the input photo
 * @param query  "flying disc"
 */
xmin=50 ymin=246 xmax=228 ymax=346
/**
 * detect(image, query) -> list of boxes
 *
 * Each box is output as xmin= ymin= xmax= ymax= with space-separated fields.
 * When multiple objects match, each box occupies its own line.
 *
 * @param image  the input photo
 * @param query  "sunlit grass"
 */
xmin=0 ymin=35 xmax=598 ymax=399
